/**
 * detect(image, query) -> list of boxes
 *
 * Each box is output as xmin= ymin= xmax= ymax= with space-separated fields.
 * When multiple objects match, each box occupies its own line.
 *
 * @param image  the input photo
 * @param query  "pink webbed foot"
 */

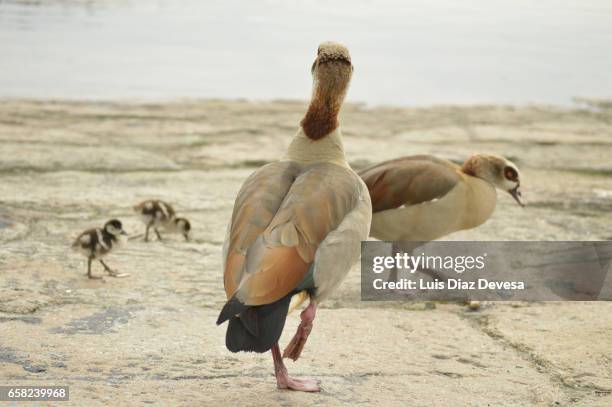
xmin=283 ymin=301 xmax=316 ymax=361
xmin=272 ymin=344 xmax=320 ymax=392
xmin=277 ymin=375 xmax=320 ymax=392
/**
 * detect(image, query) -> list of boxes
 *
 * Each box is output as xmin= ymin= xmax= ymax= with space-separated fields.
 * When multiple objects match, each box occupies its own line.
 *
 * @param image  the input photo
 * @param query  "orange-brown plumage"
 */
xmin=224 ymin=251 xmax=245 ymax=298
xmin=224 ymin=163 xmax=361 ymax=303
xmin=237 ymin=246 xmax=309 ymax=306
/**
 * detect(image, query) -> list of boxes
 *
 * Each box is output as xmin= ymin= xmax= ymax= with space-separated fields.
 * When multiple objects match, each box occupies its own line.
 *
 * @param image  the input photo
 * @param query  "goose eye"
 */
xmin=504 ymin=166 xmax=518 ymax=181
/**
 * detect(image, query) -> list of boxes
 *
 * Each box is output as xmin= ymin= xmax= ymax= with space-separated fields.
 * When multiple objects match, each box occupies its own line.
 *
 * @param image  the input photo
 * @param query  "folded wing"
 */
xmin=224 ymin=162 xmax=362 ymax=306
xmin=359 ymin=155 xmax=460 ymax=212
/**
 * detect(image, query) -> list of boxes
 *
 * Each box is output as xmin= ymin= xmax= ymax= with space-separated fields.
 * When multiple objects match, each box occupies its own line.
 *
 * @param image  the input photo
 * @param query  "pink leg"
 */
xmin=272 ymin=343 xmax=320 ymax=392
xmin=283 ymin=301 xmax=316 ymax=361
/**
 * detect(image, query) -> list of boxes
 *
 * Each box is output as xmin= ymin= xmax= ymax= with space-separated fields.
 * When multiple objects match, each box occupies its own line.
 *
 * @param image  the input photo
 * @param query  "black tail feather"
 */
xmin=216 ymin=296 xmax=247 ymax=325
xmin=239 ymin=307 xmax=259 ymax=336
xmin=220 ymin=295 xmax=292 ymax=353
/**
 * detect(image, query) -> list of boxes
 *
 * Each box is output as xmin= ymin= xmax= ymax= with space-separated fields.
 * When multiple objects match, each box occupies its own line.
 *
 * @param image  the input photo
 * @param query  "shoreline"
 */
xmin=2 ymin=96 xmax=611 ymax=109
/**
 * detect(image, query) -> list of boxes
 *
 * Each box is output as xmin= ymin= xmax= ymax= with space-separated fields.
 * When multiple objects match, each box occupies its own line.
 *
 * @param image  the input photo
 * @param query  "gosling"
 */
xmin=133 ymin=199 xmax=191 ymax=241
xmin=72 ymin=219 xmax=128 ymax=279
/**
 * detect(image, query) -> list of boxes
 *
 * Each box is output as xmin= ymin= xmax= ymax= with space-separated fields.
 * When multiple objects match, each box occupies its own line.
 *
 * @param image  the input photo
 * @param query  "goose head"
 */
xmin=104 ymin=219 xmax=128 ymax=236
xmin=174 ymin=217 xmax=191 ymax=241
xmin=301 ymin=42 xmax=353 ymax=140
xmin=311 ymin=42 xmax=353 ymax=103
xmin=462 ymin=154 xmax=524 ymax=207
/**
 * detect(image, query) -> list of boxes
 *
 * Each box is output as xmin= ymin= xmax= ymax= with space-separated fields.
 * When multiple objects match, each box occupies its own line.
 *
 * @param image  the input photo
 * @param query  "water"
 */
xmin=0 ymin=0 xmax=611 ymax=106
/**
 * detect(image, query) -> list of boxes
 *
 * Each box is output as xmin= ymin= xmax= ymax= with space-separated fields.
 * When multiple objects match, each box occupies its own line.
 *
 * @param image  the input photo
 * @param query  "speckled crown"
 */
xmin=317 ymin=42 xmax=351 ymax=64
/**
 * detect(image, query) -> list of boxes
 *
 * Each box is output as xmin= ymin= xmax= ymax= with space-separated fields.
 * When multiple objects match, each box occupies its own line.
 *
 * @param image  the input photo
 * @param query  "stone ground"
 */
xmin=0 ymin=99 xmax=611 ymax=406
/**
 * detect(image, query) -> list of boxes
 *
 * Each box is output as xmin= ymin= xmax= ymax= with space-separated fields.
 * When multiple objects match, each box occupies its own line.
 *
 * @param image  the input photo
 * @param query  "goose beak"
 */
xmin=508 ymin=186 xmax=525 ymax=207
xmin=121 ymin=230 xmax=128 ymax=236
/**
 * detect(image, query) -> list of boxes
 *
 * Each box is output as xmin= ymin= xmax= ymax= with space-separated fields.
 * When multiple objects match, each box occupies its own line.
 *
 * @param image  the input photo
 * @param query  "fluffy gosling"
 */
xmin=133 ymin=199 xmax=191 ymax=241
xmin=72 ymin=219 xmax=128 ymax=279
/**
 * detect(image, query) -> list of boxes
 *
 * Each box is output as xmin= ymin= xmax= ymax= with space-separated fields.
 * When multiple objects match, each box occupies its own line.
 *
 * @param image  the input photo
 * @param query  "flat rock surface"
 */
xmin=0 ymin=100 xmax=611 ymax=406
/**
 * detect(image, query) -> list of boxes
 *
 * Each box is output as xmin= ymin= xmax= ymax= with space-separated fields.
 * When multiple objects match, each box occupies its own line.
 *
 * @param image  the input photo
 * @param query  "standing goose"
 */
xmin=217 ymin=42 xmax=371 ymax=392
xmin=359 ymin=154 xmax=524 ymax=282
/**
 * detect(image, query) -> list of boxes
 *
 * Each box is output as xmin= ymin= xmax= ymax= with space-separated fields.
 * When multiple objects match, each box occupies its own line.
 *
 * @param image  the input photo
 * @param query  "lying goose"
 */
xmin=217 ymin=42 xmax=371 ymax=392
xmin=359 ymin=154 xmax=524 ymax=283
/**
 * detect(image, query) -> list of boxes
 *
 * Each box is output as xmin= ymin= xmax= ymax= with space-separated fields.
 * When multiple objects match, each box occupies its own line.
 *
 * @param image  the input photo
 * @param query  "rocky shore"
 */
xmin=0 ymin=99 xmax=611 ymax=406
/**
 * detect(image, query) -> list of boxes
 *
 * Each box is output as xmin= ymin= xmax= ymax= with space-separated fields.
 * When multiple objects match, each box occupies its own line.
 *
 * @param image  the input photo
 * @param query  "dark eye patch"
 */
xmin=504 ymin=166 xmax=518 ymax=181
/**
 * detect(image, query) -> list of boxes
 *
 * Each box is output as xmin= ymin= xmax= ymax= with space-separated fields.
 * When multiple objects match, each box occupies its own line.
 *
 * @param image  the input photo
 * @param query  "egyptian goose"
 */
xmin=134 ymin=200 xmax=191 ymax=241
xmin=216 ymin=42 xmax=371 ymax=392
xmin=360 ymin=153 xmax=523 ymax=241
xmin=72 ymin=219 xmax=128 ymax=279
xmin=359 ymin=154 xmax=524 ymax=284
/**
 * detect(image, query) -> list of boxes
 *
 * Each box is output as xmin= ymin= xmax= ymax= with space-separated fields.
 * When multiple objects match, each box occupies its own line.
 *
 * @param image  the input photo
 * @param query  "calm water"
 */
xmin=1 ymin=0 xmax=611 ymax=106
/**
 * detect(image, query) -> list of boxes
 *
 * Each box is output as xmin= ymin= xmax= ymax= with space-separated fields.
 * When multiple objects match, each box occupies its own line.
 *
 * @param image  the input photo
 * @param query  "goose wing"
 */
xmin=223 ymin=162 xmax=363 ymax=306
xmin=359 ymin=155 xmax=461 ymax=212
